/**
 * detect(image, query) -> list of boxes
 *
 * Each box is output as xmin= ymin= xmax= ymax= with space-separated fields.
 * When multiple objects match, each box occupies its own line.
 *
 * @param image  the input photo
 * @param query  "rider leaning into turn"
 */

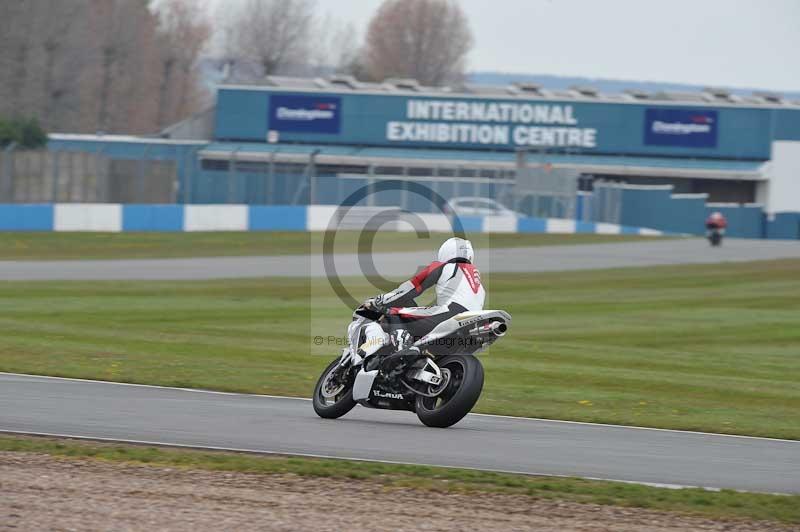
xmin=361 ymin=237 xmax=485 ymax=374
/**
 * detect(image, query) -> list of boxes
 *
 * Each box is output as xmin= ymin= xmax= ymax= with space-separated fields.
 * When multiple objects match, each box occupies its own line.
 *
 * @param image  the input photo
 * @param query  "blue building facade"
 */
xmin=34 ymin=79 xmax=800 ymax=238
xmin=214 ymin=86 xmax=800 ymax=159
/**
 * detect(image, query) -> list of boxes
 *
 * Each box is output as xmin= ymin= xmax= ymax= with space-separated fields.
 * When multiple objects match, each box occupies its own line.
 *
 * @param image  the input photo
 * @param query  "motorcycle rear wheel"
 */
xmin=313 ymin=357 xmax=356 ymax=419
xmin=415 ymin=355 xmax=484 ymax=428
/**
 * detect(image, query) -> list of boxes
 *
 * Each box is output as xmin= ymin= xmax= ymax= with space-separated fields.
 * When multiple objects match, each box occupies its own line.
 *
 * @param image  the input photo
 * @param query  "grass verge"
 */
xmin=0 ymin=260 xmax=798 ymax=439
xmin=0 ymin=231 xmax=661 ymax=260
xmin=1 ymin=435 xmax=797 ymax=524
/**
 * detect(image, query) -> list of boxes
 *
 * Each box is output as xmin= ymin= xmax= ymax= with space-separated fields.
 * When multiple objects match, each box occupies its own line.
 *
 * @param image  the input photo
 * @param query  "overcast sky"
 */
xmin=210 ymin=0 xmax=800 ymax=92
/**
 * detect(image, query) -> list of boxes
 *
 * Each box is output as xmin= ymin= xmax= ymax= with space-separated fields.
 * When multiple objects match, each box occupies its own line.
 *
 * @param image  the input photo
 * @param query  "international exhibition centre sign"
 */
xmin=386 ymin=99 xmax=598 ymax=148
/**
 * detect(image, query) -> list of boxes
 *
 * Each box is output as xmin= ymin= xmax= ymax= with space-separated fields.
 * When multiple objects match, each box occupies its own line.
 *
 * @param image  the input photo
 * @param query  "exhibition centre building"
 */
xmin=46 ymin=76 xmax=800 ymax=238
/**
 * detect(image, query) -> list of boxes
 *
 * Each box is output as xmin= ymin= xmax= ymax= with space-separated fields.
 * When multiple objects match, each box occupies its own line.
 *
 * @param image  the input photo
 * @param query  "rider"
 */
xmin=362 ymin=237 xmax=486 ymax=374
xmin=705 ymin=211 xmax=728 ymax=231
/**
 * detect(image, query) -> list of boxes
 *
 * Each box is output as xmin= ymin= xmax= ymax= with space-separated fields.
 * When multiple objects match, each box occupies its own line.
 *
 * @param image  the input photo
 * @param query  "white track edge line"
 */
xmin=2 ymin=371 xmax=798 ymax=444
xmin=3 ymin=428 xmax=771 ymax=494
xmin=0 ymin=371 xmax=308 ymax=401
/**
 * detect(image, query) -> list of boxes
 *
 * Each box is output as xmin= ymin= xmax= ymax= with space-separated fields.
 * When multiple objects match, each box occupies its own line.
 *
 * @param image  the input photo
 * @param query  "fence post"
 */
xmin=228 ymin=148 xmax=239 ymax=204
xmin=100 ymin=147 xmax=110 ymax=202
xmin=309 ymin=149 xmax=320 ymax=205
xmin=50 ymin=150 xmax=60 ymax=202
xmin=1 ymin=142 xmax=17 ymax=202
xmin=367 ymin=164 xmax=375 ymax=207
xmin=267 ymin=151 xmax=276 ymax=205
xmin=182 ymin=147 xmax=197 ymax=204
xmin=27 ymin=148 xmax=35 ymax=203
xmin=401 ymin=165 xmax=408 ymax=210
xmin=138 ymin=146 xmax=150 ymax=203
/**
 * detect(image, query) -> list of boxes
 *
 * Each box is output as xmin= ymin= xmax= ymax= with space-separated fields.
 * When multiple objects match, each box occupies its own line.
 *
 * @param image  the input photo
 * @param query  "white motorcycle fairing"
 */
xmin=353 ymin=368 xmax=379 ymax=401
xmin=414 ymin=310 xmax=512 ymax=354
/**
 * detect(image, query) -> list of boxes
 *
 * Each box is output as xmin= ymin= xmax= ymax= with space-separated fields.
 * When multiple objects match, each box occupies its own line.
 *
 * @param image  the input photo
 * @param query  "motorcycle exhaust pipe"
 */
xmin=490 ymin=321 xmax=507 ymax=336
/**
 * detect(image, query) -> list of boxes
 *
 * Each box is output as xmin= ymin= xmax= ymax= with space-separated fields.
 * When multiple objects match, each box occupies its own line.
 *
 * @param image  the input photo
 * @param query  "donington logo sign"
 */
xmin=644 ymin=108 xmax=718 ymax=148
xmin=269 ymin=94 xmax=341 ymax=134
xmin=386 ymin=99 xmax=598 ymax=148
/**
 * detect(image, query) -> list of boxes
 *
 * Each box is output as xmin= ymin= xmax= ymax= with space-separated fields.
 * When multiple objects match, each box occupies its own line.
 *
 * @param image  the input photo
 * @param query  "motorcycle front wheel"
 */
xmin=313 ymin=357 xmax=356 ymax=419
xmin=415 ymin=355 xmax=484 ymax=428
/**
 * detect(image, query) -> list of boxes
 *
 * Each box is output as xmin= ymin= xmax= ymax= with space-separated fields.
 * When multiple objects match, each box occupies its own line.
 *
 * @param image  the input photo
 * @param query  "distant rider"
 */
xmin=360 ymin=237 xmax=485 ymax=374
xmin=705 ymin=211 xmax=728 ymax=232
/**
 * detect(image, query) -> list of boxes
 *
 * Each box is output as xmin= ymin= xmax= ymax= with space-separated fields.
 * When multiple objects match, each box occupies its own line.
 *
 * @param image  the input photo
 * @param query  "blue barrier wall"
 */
xmin=619 ymin=188 xmax=708 ymax=235
xmin=190 ymin=168 xmax=310 ymax=205
xmin=704 ymin=205 xmax=764 ymax=238
xmin=249 ymin=205 xmax=307 ymax=230
xmin=766 ymin=212 xmax=800 ymax=239
xmin=0 ymin=202 xmax=797 ymax=239
xmin=122 ymin=205 xmax=185 ymax=231
xmin=613 ymin=186 xmax=769 ymax=237
xmin=0 ymin=204 xmax=54 ymax=231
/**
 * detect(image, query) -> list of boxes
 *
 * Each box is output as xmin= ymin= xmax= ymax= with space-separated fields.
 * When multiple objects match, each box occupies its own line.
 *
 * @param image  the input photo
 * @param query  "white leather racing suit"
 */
xmin=360 ymin=258 xmax=486 ymax=362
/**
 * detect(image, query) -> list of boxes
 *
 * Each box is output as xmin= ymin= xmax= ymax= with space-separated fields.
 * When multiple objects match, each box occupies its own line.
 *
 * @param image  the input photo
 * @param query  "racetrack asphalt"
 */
xmin=2 ymin=373 xmax=798 ymax=494
xmin=0 ymin=238 xmax=798 ymax=280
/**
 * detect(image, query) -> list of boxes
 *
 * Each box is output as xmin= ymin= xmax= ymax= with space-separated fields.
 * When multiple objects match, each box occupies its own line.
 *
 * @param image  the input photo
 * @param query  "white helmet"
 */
xmin=437 ymin=237 xmax=474 ymax=263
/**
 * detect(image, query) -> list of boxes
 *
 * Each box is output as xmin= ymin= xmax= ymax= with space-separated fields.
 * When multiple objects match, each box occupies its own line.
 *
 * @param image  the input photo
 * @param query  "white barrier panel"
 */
xmin=595 ymin=222 xmax=622 ymax=235
xmin=306 ymin=205 xmax=339 ymax=231
xmin=183 ymin=205 xmax=248 ymax=231
xmin=482 ymin=215 xmax=517 ymax=233
xmin=54 ymin=204 xmax=122 ymax=232
xmin=546 ymin=218 xmax=576 ymax=234
xmin=639 ymin=227 xmax=664 ymax=236
xmin=414 ymin=213 xmax=453 ymax=233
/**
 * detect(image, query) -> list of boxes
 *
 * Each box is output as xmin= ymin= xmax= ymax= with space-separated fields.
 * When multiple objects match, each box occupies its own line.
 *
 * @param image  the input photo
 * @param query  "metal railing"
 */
xmin=1 ymin=145 xmax=605 ymax=222
xmin=0 ymin=146 xmax=178 ymax=203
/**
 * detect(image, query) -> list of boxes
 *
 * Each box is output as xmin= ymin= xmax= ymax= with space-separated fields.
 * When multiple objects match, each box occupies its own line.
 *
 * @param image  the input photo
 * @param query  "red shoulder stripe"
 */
xmin=411 ymin=261 xmax=444 ymax=292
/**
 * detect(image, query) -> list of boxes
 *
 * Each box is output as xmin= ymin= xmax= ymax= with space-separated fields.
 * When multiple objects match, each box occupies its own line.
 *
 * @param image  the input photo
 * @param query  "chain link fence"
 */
xmin=1 ymin=146 xmax=605 ymax=222
xmin=0 ymin=146 xmax=178 ymax=203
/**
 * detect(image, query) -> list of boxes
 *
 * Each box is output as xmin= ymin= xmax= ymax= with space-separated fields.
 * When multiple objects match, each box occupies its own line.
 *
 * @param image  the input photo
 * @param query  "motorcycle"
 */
xmin=707 ymin=227 xmax=724 ymax=246
xmin=313 ymin=302 xmax=511 ymax=428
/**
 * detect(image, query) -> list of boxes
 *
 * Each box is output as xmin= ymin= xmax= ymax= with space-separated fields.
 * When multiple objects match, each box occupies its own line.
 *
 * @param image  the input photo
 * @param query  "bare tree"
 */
xmin=85 ymin=0 xmax=154 ymax=132
xmin=0 ymin=0 xmax=210 ymax=135
xmin=224 ymin=0 xmax=315 ymax=77
xmin=35 ymin=1 xmax=90 ymax=128
xmin=0 ymin=1 xmax=94 ymax=131
xmin=153 ymin=0 xmax=211 ymax=128
xmin=310 ymin=16 xmax=362 ymax=76
xmin=0 ymin=1 xmax=37 ymax=117
xmin=364 ymin=0 xmax=474 ymax=86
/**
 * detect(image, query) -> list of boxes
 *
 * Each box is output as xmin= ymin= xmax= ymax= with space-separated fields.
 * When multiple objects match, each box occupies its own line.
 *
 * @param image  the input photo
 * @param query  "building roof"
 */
xmin=218 ymin=76 xmax=800 ymax=110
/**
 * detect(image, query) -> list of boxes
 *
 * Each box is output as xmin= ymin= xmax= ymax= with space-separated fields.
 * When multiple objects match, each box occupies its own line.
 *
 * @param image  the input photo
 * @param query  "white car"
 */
xmin=444 ymin=197 xmax=520 ymax=217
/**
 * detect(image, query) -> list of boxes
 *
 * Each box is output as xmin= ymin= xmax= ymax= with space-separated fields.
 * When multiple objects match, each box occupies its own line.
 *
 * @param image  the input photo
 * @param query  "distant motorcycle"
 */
xmin=706 ymin=212 xmax=727 ymax=247
xmin=706 ymin=227 xmax=724 ymax=247
xmin=313 ymin=303 xmax=511 ymax=428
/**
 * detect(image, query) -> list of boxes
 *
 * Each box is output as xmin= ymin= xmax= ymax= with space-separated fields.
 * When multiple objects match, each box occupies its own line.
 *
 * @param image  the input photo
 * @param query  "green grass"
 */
xmin=0 ymin=260 xmax=798 ymax=439
xmin=0 ymin=231 xmax=660 ymax=260
xmin=1 ymin=435 xmax=798 ymax=524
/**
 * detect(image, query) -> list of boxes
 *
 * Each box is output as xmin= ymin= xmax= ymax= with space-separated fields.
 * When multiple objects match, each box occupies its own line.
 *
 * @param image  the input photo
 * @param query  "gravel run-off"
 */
xmin=1 ymin=452 xmax=796 ymax=532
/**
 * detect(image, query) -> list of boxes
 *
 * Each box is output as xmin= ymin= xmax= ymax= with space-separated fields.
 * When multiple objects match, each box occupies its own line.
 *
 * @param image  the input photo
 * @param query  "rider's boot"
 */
xmin=379 ymin=346 xmax=423 ymax=378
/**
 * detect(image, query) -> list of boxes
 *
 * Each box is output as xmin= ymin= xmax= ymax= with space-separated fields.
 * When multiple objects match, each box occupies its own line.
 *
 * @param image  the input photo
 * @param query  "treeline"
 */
xmin=0 ymin=117 xmax=47 ymax=149
xmin=218 ymin=0 xmax=473 ymax=88
xmin=0 ymin=0 xmax=473 ymax=137
xmin=0 ymin=0 xmax=209 ymax=135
